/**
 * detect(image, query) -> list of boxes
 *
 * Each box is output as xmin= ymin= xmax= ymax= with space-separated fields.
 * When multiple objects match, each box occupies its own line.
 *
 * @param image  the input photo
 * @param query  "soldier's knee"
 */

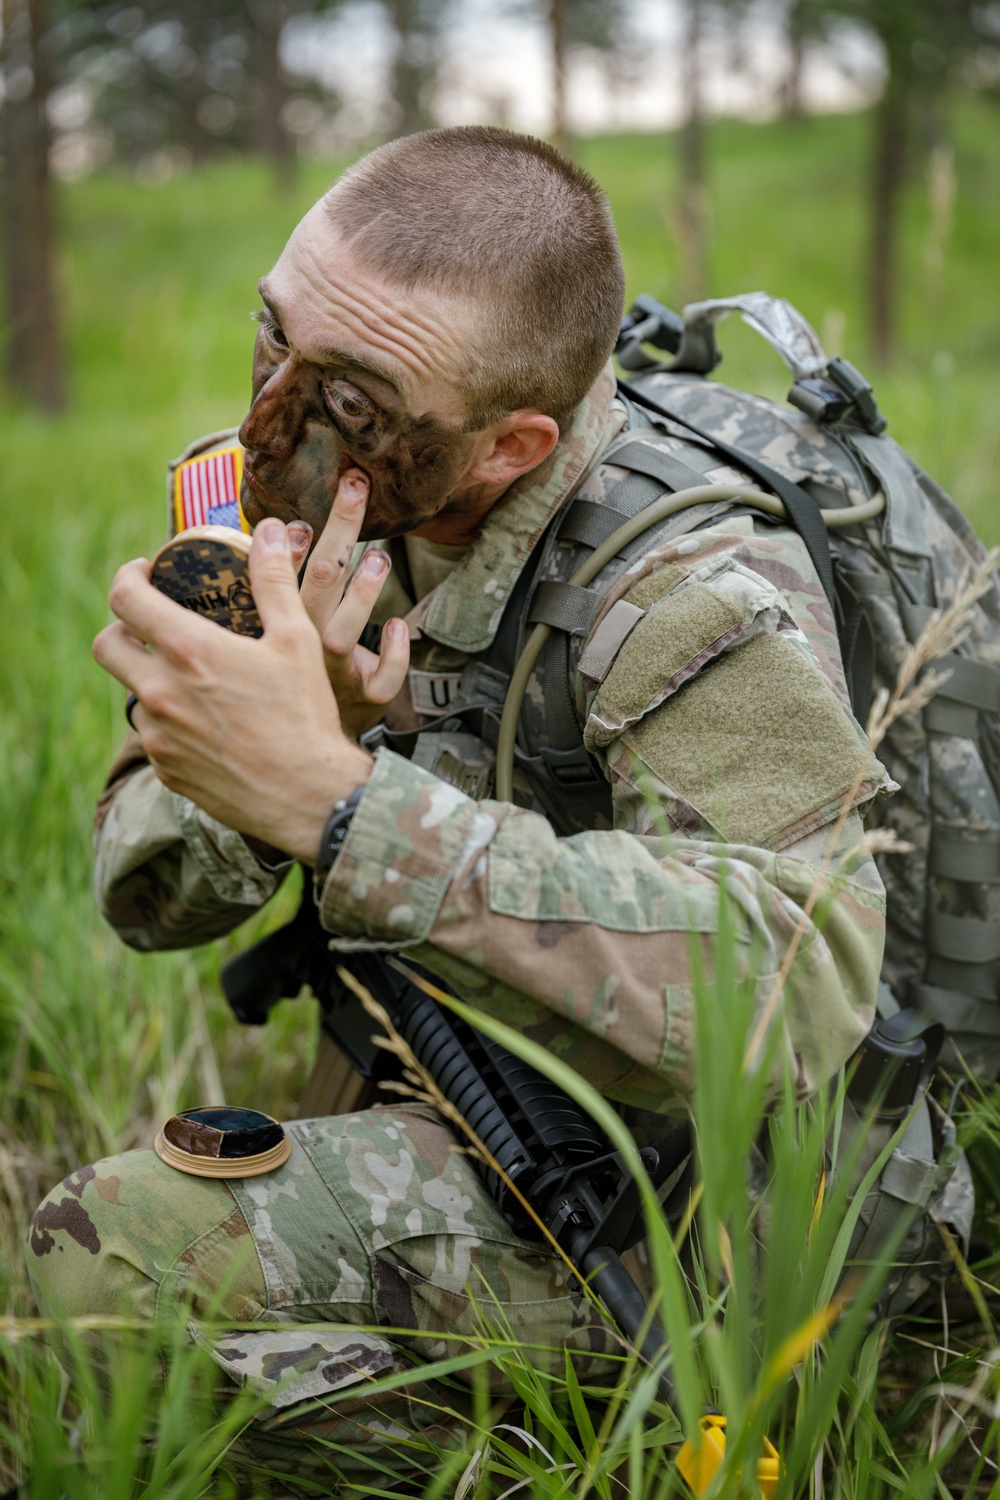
xmin=28 ymin=1154 xmax=160 ymax=1320
xmin=27 ymin=1149 xmax=260 ymax=1323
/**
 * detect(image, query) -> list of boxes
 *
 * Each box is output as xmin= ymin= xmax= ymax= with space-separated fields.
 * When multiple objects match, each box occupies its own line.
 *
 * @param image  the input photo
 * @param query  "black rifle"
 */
xmin=222 ymin=888 xmax=689 ymax=1404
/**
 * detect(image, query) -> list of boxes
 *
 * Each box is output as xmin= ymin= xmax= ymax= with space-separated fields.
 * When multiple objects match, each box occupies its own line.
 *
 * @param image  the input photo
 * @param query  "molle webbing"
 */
xmin=556 ymin=441 xmax=722 ymax=554
xmin=901 ymin=601 xmax=1000 ymax=734
xmin=528 ymin=581 xmax=601 ymax=636
xmin=894 ymin=597 xmax=1000 ymax=1025
xmin=923 ymin=657 xmax=1000 ymax=736
xmin=930 ymin=828 xmax=1000 ymax=883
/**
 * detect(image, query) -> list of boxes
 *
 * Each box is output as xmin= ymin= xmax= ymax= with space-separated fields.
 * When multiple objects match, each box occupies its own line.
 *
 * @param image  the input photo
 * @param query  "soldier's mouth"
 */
xmin=242 ymin=462 xmax=290 ymax=527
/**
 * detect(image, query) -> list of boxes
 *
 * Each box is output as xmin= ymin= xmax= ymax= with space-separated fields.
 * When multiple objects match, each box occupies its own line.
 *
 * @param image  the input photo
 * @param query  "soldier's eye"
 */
xmin=325 ymin=381 xmax=377 ymax=430
xmin=252 ymin=310 xmax=288 ymax=351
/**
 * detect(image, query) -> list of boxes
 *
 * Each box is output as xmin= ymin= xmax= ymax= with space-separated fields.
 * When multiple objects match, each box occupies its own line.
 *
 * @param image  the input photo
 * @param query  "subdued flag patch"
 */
xmin=173 ymin=447 xmax=249 ymax=535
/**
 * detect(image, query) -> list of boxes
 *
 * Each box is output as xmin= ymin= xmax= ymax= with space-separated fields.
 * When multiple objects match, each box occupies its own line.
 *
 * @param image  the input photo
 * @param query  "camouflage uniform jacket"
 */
xmin=95 ymin=364 xmax=891 ymax=1112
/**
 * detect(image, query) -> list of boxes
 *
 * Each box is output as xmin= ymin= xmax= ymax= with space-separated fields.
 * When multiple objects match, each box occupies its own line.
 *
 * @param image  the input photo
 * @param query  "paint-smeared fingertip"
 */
xmin=343 ymin=468 xmax=370 ymax=496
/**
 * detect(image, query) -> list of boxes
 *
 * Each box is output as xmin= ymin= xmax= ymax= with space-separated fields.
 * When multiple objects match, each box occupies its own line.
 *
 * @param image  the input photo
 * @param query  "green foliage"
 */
xmin=2 ymin=105 xmax=1000 ymax=1494
xmin=0 ymin=1304 xmax=272 ymax=1499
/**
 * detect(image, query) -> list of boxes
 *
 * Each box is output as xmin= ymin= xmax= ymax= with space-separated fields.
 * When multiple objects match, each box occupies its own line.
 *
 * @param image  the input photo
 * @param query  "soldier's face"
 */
xmin=238 ymin=202 xmax=491 ymax=541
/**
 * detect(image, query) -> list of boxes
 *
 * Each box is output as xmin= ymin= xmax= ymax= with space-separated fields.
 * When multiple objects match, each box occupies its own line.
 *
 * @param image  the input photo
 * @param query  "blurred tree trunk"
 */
xmin=549 ymin=0 xmax=569 ymax=155
xmin=385 ymin=0 xmax=431 ymax=136
xmin=0 ymin=0 xmax=66 ymax=411
xmin=677 ymin=0 xmax=708 ymax=302
xmin=782 ymin=0 xmax=806 ymax=117
xmin=174 ymin=0 xmax=217 ymax=166
xmin=870 ymin=68 xmax=908 ymax=365
xmin=868 ymin=4 xmax=916 ymax=367
xmin=249 ymin=0 xmax=297 ymax=191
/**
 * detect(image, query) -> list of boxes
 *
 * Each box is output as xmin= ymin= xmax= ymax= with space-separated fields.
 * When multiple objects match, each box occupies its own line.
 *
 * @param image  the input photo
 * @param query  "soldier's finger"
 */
xmin=288 ymin=520 xmax=313 ymax=572
xmin=93 ymin=619 xmax=154 ymax=689
xmin=106 ymin=557 xmax=158 ymax=635
xmin=299 ymin=469 xmax=369 ymax=630
xmin=247 ymin=518 xmax=310 ymax=639
xmin=363 ymin=618 xmax=410 ymax=705
xmin=105 ymin=556 xmax=226 ymax=663
xmin=321 ymin=549 xmax=391 ymax=658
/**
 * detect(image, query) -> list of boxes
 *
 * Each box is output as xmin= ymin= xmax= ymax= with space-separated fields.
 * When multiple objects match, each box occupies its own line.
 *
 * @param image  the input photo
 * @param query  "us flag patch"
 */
xmin=173 ymin=447 xmax=249 ymax=535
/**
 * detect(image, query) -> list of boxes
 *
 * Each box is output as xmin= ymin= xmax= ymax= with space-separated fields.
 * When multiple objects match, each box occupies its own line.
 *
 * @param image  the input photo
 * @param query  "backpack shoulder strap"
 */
xmin=620 ymin=379 xmax=838 ymax=612
xmin=620 ymin=377 xmax=877 ymax=720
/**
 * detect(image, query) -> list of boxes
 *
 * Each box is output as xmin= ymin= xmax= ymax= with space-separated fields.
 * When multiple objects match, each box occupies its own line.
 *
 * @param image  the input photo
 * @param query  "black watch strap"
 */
xmin=314 ymin=786 xmax=366 ymax=885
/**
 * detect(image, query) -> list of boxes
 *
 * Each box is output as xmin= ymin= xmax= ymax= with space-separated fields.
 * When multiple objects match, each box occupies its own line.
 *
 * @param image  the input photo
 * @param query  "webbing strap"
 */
xmin=844 ymin=1099 xmax=937 ymax=1274
xmin=926 ymin=955 xmax=1000 ymax=1002
xmin=927 ymin=909 xmax=1000 ymax=964
xmin=881 ymin=1149 xmax=937 ymax=1207
xmin=900 ymin=602 xmax=934 ymax=642
xmin=620 ymin=380 xmax=839 ymax=613
xmin=899 ymin=602 xmax=1000 ymax=734
xmin=930 ymin=827 xmax=1000 ymax=883
xmin=911 ymin=983 xmax=1000 ymax=1029
xmin=527 ymin=580 xmax=602 ymax=636
xmin=603 ymin=472 xmax=673 ymax=524
xmin=559 ymin=498 xmax=632 ymax=550
xmin=931 ymin=654 xmax=1000 ymax=713
xmin=608 ymin=439 xmax=714 ymax=495
xmin=924 ymin=699 xmax=979 ymax=738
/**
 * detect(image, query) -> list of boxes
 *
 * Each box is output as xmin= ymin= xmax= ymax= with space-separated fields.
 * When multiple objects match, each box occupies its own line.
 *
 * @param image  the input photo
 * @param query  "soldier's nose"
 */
xmin=239 ymin=364 xmax=311 ymax=461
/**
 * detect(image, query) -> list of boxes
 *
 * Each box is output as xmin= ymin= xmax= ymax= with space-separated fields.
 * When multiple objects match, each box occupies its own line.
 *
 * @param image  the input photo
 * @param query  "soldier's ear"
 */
xmin=466 ymin=412 xmax=560 ymax=488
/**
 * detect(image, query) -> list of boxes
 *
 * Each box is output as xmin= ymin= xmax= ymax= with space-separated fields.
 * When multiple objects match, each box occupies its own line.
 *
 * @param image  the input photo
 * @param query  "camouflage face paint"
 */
xmin=239 ymin=327 xmax=483 ymax=543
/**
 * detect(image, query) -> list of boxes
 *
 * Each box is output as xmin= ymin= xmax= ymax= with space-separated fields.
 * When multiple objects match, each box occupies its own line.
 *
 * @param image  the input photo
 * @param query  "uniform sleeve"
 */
xmin=94 ymin=735 xmax=291 ymax=951
xmin=316 ymin=547 xmax=890 ymax=1113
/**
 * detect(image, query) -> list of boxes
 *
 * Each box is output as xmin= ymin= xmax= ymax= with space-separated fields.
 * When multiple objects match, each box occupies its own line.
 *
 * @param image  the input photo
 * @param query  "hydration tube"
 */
xmin=494 ymin=482 xmax=885 ymax=803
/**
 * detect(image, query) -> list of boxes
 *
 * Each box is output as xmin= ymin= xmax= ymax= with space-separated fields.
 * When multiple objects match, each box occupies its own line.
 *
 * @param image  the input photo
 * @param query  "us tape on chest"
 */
xmin=408 ymin=667 xmax=463 ymax=718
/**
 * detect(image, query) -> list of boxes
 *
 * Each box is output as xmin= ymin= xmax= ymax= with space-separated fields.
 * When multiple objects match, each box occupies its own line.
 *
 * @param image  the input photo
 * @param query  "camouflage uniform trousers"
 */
xmin=28 ymin=1101 xmax=627 ymax=1491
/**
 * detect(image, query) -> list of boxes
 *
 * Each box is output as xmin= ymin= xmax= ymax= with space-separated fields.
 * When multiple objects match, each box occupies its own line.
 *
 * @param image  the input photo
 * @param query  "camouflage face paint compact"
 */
xmin=154 ymin=1105 xmax=290 ymax=1178
xmin=149 ymin=525 xmax=261 ymax=636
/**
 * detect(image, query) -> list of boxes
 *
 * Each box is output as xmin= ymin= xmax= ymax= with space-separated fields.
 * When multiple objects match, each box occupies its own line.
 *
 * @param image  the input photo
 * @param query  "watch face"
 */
xmin=316 ymin=792 xmax=364 ymax=881
xmin=150 ymin=526 xmax=261 ymax=636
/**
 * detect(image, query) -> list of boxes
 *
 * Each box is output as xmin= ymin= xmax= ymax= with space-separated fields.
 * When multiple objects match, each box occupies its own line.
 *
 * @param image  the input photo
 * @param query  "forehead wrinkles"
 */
xmin=278 ymin=249 xmax=472 ymax=401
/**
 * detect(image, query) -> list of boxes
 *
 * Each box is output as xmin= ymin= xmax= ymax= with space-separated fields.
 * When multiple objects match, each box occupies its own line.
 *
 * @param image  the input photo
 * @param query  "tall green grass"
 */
xmin=2 ymin=101 xmax=1000 ymax=1495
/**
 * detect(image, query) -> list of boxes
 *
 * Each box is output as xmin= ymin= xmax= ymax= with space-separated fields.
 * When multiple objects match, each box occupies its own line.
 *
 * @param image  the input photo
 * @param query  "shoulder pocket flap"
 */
xmin=619 ymin=630 xmax=883 ymax=850
xmin=586 ymin=562 xmax=784 ymax=746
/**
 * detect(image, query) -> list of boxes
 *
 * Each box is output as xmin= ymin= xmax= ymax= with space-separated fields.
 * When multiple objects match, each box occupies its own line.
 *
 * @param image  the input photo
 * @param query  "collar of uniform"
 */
xmin=420 ymin=363 xmax=624 ymax=654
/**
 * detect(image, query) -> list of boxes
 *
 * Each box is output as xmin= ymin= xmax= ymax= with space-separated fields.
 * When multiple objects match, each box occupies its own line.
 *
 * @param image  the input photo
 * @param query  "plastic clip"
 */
xmin=538 ymin=743 xmax=604 ymax=788
xmin=616 ymin=295 xmax=685 ymax=371
xmin=788 ymin=356 xmax=887 ymax=435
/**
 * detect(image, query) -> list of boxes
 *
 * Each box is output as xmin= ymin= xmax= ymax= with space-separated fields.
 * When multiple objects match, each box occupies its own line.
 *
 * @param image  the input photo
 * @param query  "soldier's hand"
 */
xmin=298 ymin=468 xmax=409 ymax=739
xmin=94 ymin=518 xmax=372 ymax=864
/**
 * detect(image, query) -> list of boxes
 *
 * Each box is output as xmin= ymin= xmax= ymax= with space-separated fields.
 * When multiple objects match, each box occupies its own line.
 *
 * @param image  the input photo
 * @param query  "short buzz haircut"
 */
xmin=322 ymin=126 xmax=625 ymax=429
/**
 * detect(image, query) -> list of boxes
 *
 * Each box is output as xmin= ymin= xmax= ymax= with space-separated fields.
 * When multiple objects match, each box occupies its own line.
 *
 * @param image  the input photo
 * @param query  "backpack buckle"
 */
xmin=538 ymin=743 xmax=605 ymax=788
xmin=616 ymin=295 xmax=685 ymax=371
xmin=788 ymin=356 xmax=887 ymax=436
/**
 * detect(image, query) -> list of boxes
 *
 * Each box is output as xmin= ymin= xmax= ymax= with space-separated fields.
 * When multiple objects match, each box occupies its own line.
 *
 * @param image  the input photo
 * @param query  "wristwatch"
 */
xmin=313 ymin=786 xmax=366 ymax=884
